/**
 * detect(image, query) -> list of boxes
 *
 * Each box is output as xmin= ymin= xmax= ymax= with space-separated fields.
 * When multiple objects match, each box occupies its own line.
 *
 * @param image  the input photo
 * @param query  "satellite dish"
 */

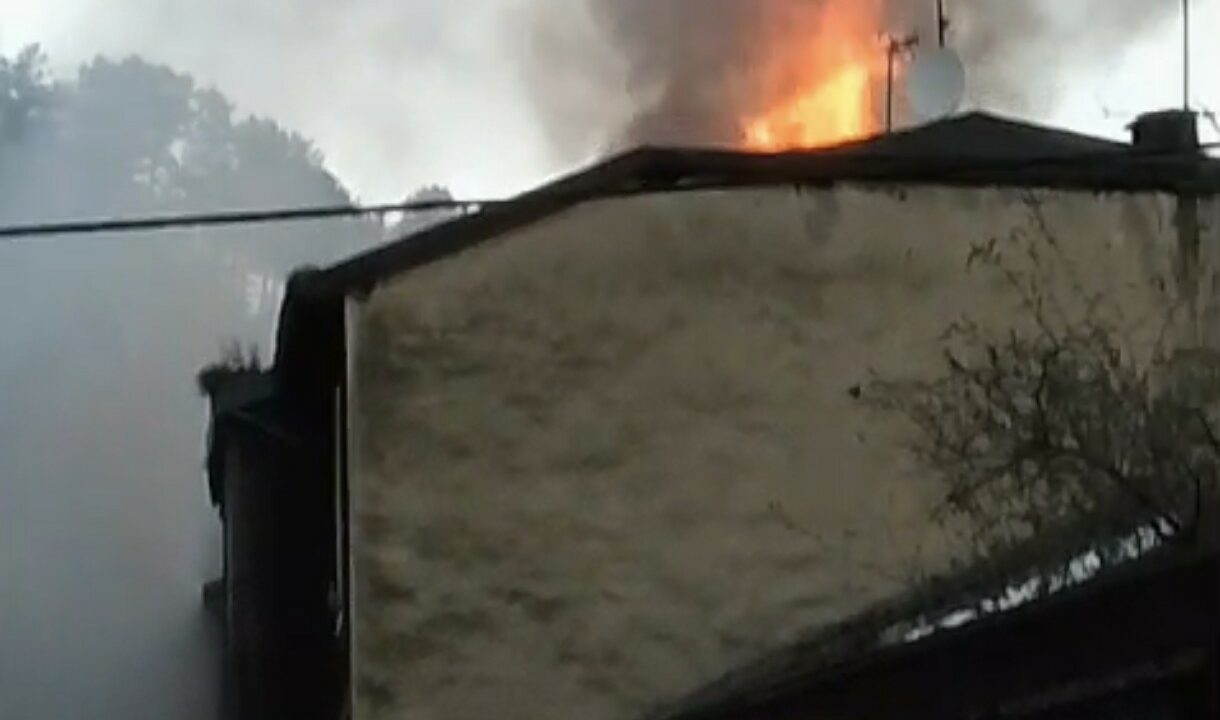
xmin=907 ymin=47 xmax=966 ymax=121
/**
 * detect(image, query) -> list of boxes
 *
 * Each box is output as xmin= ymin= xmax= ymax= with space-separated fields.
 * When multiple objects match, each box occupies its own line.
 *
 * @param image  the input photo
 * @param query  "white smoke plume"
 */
xmin=521 ymin=0 xmax=1179 ymax=160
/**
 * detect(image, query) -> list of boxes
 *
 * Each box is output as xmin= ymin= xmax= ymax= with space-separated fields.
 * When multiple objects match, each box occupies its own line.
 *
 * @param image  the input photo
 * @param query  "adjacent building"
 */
xmin=201 ymin=110 xmax=1220 ymax=720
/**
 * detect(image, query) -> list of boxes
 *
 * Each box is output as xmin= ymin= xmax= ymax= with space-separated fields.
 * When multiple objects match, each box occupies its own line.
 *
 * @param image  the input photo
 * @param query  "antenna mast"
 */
xmin=885 ymin=33 xmax=920 ymax=133
xmin=937 ymin=0 xmax=949 ymax=48
xmin=1183 ymin=0 xmax=1191 ymax=109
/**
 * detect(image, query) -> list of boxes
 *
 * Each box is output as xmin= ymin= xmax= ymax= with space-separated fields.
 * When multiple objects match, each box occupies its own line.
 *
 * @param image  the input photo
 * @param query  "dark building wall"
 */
xmin=217 ymin=413 xmax=342 ymax=720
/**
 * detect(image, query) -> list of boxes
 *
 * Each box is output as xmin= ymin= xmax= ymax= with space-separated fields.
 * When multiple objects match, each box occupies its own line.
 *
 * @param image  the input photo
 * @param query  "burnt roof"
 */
xmin=300 ymin=111 xmax=1220 ymax=299
xmin=819 ymin=111 xmax=1127 ymax=159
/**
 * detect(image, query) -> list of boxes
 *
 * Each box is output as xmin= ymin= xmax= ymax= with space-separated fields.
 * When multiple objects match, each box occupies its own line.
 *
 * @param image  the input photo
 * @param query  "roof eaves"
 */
xmin=303 ymin=149 xmax=659 ymax=298
xmin=298 ymin=113 xmax=1220 ymax=300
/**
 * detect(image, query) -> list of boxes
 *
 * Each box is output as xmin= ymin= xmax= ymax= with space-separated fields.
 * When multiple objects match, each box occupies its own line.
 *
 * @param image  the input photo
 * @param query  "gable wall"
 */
xmin=345 ymin=184 xmax=1212 ymax=720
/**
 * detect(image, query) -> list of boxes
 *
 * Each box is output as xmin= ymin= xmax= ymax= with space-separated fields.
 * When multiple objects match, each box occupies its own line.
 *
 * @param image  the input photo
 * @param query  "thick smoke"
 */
xmin=0 ymin=6 xmax=477 ymax=718
xmin=0 ymin=50 xmax=389 ymax=720
xmin=523 ymin=0 xmax=1179 ymax=160
xmin=32 ymin=0 xmax=546 ymax=200
xmin=950 ymin=0 xmax=1177 ymax=114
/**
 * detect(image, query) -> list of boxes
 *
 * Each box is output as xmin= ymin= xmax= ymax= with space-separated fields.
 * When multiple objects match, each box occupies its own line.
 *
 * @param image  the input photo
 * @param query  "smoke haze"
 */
xmin=0 ymin=51 xmax=389 ymax=719
xmin=522 ymin=0 xmax=1180 ymax=161
xmin=2 ymin=0 xmax=548 ymax=200
xmin=0 ymin=2 xmax=1213 ymax=720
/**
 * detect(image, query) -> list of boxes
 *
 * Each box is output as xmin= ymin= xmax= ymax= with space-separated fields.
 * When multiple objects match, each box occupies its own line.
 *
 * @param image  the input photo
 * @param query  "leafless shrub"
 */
xmin=863 ymin=206 xmax=1220 ymax=573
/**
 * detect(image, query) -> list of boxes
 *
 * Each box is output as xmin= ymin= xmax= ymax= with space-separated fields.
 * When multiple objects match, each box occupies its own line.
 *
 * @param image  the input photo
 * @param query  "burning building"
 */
xmin=525 ymin=0 xmax=1180 ymax=161
xmin=201 ymin=105 xmax=1220 ymax=720
xmin=571 ymin=0 xmax=916 ymax=153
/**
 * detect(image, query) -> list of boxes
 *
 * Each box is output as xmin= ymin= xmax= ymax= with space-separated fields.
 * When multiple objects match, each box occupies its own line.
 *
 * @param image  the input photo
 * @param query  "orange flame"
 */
xmin=743 ymin=1 xmax=886 ymax=151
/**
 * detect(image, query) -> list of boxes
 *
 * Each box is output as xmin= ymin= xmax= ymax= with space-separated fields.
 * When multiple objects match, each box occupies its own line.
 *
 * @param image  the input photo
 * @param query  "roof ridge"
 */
xmin=292 ymin=115 xmax=1218 ymax=298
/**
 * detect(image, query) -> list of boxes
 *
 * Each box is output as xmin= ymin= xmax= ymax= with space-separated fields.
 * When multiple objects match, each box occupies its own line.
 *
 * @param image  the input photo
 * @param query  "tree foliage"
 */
xmin=0 ymin=46 xmax=385 ymax=372
xmin=0 ymin=46 xmax=377 ymax=259
xmin=387 ymin=184 xmax=460 ymax=239
xmin=0 ymin=45 xmax=399 ymax=720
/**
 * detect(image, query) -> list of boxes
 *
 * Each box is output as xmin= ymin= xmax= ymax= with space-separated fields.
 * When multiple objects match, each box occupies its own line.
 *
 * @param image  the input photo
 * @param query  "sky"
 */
xmin=1 ymin=0 xmax=1215 ymax=204
xmin=1049 ymin=1 xmax=1220 ymax=142
xmin=0 ymin=0 xmax=555 ymax=201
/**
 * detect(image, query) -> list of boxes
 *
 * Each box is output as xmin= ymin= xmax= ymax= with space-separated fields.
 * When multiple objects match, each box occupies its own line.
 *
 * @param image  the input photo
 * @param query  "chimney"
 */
xmin=1129 ymin=109 xmax=1199 ymax=154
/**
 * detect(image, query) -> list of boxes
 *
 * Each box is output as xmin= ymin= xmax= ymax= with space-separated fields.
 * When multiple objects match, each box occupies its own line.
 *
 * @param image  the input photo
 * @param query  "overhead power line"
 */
xmin=0 ymin=198 xmax=495 ymax=240
xmin=0 ymin=141 xmax=1217 ymax=242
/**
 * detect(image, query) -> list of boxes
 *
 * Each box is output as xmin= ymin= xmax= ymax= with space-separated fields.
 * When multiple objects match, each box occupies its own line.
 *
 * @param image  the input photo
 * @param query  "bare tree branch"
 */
xmin=861 ymin=213 xmax=1219 ymax=570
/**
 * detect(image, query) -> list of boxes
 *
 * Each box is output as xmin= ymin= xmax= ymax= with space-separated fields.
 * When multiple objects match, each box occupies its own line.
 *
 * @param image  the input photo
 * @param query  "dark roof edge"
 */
xmin=301 ymin=117 xmax=1220 ymax=298
xmin=651 ymin=542 xmax=1212 ymax=720
xmin=823 ymin=109 xmax=1130 ymax=154
xmin=299 ymin=148 xmax=657 ymax=298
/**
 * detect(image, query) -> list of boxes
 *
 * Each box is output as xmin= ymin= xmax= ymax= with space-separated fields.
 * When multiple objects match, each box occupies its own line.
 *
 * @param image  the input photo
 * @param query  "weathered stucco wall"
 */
xmin=1196 ymin=196 xmax=1220 ymax=345
xmin=349 ymin=184 xmax=1188 ymax=720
